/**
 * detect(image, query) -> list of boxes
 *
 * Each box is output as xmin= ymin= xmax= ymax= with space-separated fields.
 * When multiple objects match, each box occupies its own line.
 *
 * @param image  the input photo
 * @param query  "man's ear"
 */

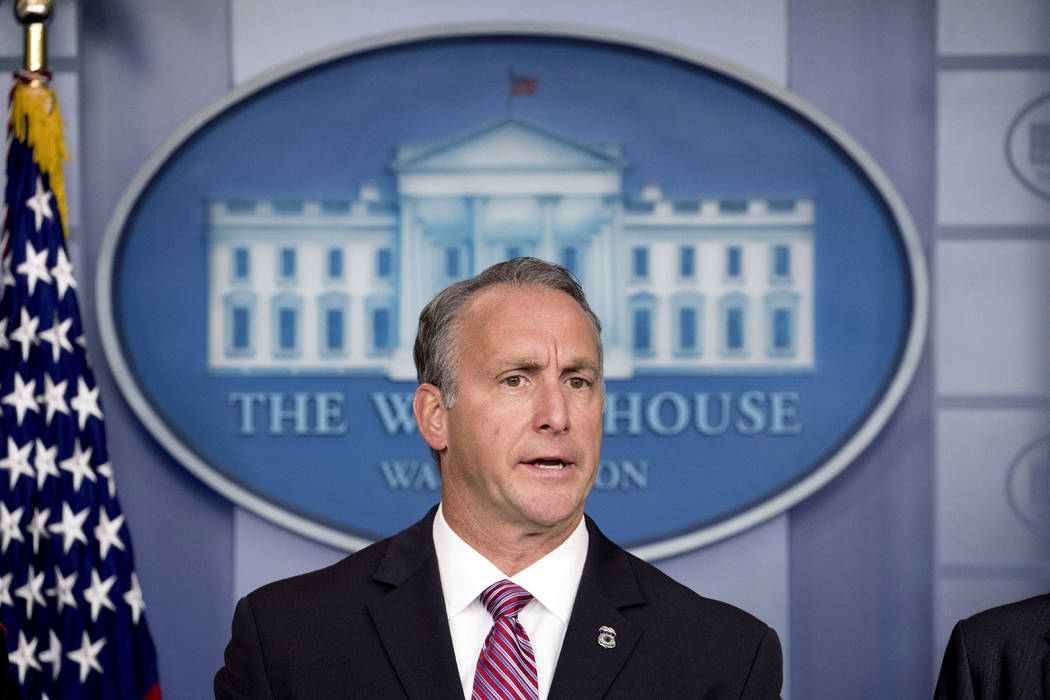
xmin=413 ymin=383 xmax=448 ymax=452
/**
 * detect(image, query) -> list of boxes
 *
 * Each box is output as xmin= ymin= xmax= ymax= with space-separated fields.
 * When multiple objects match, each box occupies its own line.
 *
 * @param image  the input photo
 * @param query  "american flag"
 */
xmin=1 ymin=73 xmax=161 ymax=698
xmin=509 ymin=73 xmax=538 ymax=96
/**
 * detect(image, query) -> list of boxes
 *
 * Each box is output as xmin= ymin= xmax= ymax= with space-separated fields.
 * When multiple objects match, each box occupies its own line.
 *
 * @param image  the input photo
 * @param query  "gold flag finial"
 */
xmin=15 ymin=0 xmax=55 ymax=77
xmin=11 ymin=0 xmax=69 ymax=237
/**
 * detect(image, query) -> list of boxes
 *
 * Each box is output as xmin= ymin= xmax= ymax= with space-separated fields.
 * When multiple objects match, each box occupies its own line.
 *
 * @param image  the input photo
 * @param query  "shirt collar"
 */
xmin=433 ymin=504 xmax=589 ymax=625
xmin=511 ymin=516 xmax=588 ymax=626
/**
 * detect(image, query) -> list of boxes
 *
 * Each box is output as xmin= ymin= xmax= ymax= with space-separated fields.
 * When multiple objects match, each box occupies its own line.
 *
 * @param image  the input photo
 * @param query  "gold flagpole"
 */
xmin=16 ymin=0 xmax=55 ymax=78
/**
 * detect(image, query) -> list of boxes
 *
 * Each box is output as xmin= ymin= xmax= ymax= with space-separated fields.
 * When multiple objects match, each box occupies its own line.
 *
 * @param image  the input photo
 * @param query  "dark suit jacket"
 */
xmin=934 ymin=593 xmax=1050 ymax=699
xmin=215 ymin=508 xmax=782 ymax=699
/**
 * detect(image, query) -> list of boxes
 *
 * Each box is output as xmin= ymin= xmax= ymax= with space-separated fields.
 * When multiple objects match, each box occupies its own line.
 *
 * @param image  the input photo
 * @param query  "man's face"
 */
xmin=432 ymin=284 xmax=603 ymax=536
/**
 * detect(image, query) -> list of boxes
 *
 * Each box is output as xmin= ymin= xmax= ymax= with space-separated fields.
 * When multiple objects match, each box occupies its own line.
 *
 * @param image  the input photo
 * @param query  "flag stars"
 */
xmin=16 ymin=240 xmax=52 ymax=294
xmin=38 ymin=629 xmax=62 ymax=681
xmin=0 ymin=316 xmax=8 ymax=351
xmin=33 ymin=439 xmax=59 ymax=490
xmin=27 ymin=507 xmax=50 ymax=554
xmin=8 ymin=630 xmax=42 ymax=684
xmin=45 ymin=565 xmax=77 ymax=614
xmin=37 ymin=374 xmax=70 ymax=424
xmin=71 ymin=377 xmax=103 ymax=429
xmin=94 ymin=507 xmax=125 ymax=559
xmin=124 ymin=572 xmax=147 ymax=625
xmin=66 ymin=630 xmax=105 ymax=683
xmin=38 ymin=311 xmax=73 ymax=363
xmin=48 ymin=502 xmax=89 ymax=554
xmin=59 ymin=439 xmax=96 ymax=493
xmin=50 ymin=246 xmax=76 ymax=299
xmin=1 ymin=253 xmax=15 ymax=289
xmin=97 ymin=461 xmax=116 ymax=498
xmin=9 ymin=307 xmax=40 ymax=362
xmin=83 ymin=569 xmax=117 ymax=622
xmin=24 ymin=176 xmax=54 ymax=231
xmin=0 ymin=501 xmax=25 ymax=553
xmin=0 ymin=436 xmax=34 ymax=489
xmin=14 ymin=564 xmax=45 ymax=619
xmin=2 ymin=372 xmax=38 ymax=425
xmin=0 ymin=572 xmax=13 ymax=608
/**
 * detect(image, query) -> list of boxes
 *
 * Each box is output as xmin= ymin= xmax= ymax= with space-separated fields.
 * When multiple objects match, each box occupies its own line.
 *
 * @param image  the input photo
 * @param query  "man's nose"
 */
xmin=534 ymin=380 xmax=570 ymax=433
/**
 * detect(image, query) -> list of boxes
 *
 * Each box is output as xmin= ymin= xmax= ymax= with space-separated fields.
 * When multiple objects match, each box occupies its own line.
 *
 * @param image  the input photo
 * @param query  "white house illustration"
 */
xmin=207 ymin=116 xmax=814 ymax=379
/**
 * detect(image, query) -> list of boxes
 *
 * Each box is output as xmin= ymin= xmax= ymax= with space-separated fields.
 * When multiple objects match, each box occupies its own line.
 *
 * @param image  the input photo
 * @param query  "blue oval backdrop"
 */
xmin=97 ymin=26 xmax=927 ymax=559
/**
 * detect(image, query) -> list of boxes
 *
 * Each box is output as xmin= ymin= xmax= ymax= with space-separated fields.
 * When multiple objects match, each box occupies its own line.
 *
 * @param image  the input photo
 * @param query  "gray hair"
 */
xmin=414 ymin=257 xmax=603 ymax=413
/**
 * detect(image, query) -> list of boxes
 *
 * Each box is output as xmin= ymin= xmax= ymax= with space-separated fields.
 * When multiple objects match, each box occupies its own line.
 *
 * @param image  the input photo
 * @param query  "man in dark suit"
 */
xmin=215 ymin=258 xmax=782 ymax=699
xmin=934 ymin=593 xmax=1050 ymax=699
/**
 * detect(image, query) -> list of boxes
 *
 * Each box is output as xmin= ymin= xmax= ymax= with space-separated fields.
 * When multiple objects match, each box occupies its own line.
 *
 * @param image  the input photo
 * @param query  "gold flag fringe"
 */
xmin=9 ymin=82 xmax=69 ymax=238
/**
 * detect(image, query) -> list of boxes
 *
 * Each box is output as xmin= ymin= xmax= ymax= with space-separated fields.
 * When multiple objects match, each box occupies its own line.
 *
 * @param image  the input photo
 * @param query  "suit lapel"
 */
xmin=548 ymin=518 xmax=645 ymax=700
xmin=367 ymin=508 xmax=463 ymax=700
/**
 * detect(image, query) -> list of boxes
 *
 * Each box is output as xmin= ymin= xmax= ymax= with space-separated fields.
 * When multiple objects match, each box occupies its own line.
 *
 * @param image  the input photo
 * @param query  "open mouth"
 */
xmin=529 ymin=459 xmax=568 ymax=470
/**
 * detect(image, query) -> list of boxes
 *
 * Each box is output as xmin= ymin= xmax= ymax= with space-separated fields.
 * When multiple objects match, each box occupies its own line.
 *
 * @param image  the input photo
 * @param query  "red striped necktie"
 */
xmin=471 ymin=580 xmax=539 ymax=700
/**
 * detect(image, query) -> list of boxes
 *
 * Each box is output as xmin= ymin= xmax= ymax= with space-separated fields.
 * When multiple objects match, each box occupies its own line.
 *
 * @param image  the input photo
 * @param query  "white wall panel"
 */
xmin=936 ymin=240 xmax=1050 ymax=395
xmin=939 ymin=0 xmax=1050 ymax=56
xmin=233 ymin=507 xmax=347 ymax=602
xmin=936 ymin=409 xmax=1050 ymax=566
xmin=230 ymin=0 xmax=788 ymax=86
xmin=937 ymin=71 xmax=1050 ymax=225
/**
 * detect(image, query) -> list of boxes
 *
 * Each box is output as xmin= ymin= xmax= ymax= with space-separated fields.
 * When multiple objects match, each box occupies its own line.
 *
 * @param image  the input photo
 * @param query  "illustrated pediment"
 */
xmin=391 ymin=116 xmax=628 ymax=173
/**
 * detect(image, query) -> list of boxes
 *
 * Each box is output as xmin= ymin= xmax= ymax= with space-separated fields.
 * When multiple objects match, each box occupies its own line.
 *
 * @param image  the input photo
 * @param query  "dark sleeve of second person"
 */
xmin=933 ymin=621 xmax=976 ymax=700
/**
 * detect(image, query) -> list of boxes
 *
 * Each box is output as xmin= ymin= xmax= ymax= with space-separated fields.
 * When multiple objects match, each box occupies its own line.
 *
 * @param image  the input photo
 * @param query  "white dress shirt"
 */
xmin=432 ymin=504 xmax=589 ymax=700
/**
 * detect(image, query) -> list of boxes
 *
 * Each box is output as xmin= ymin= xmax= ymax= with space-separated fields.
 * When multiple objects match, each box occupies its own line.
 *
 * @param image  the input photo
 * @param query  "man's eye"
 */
xmin=568 ymin=377 xmax=589 ymax=389
xmin=504 ymin=376 xmax=522 ymax=387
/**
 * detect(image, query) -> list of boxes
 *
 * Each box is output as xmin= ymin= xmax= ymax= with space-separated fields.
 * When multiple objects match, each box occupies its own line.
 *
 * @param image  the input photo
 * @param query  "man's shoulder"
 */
xmin=935 ymin=593 xmax=1050 ymax=698
xmin=960 ymin=593 xmax=1050 ymax=631
xmin=955 ymin=592 xmax=1050 ymax=652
